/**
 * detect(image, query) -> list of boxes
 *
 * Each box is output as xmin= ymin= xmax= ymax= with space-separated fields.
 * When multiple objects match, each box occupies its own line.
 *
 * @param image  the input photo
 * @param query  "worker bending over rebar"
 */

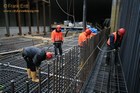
xmin=106 ymin=28 xmax=126 ymax=65
xmin=22 ymin=46 xmax=53 ymax=82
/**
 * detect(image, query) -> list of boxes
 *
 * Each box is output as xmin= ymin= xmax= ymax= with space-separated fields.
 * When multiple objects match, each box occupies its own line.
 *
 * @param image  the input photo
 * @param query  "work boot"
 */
xmin=27 ymin=69 xmax=31 ymax=79
xmin=31 ymin=71 xmax=39 ymax=83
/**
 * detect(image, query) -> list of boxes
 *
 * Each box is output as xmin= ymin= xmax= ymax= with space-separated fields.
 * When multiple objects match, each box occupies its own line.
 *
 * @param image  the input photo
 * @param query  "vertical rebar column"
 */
xmin=76 ymin=46 xmax=79 ymax=92
xmin=53 ymin=59 xmax=56 ymax=93
xmin=59 ymin=56 xmax=62 ymax=93
xmin=17 ymin=0 xmax=22 ymax=35
xmin=38 ymin=68 xmax=41 ymax=93
xmin=4 ymin=0 xmax=10 ymax=36
xmin=27 ymin=0 xmax=31 ymax=34
xmin=68 ymin=50 xmax=71 ymax=92
xmin=61 ymin=55 xmax=64 ymax=92
xmin=26 ymin=80 xmax=29 ymax=93
xmin=83 ymin=0 xmax=87 ymax=31
xmin=36 ymin=0 xmax=40 ymax=34
xmin=63 ymin=54 xmax=67 ymax=92
xmin=57 ymin=56 xmax=60 ymax=92
xmin=11 ymin=80 xmax=15 ymax=93
xmin=47 ymin=63 xmax=50 ymax=93
xmin=72 ymin=47 xmax=75 ymax=92
xmin=64 ymin=53 xmax=68 ymax=92
xmin=43 ymin=2 xmax=46 ymax=35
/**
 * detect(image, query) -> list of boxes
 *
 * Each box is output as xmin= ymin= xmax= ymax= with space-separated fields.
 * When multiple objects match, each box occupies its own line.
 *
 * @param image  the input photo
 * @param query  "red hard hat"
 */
xmin=46 ymin=52 xmax=53 ymax=59
xmin=118 ymin=28 xmax=126 ymax=36
xmin=85 ymin=28 xmax=91 ymax=35
xmin=56 ymin=25 xmax=61 ymax=30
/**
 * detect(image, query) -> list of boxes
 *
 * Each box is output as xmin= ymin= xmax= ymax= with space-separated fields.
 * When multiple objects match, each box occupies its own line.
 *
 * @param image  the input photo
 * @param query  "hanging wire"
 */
xmin=55 ymin=0 xmax=75 ymax=26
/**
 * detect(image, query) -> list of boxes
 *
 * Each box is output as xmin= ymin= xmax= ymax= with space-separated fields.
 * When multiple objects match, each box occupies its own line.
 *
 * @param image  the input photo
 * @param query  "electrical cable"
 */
xmin=55 ymin=0 xmax=75 ymax=26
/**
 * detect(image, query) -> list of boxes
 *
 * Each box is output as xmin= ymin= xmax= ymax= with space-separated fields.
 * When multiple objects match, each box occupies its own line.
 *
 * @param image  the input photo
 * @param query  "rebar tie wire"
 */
xmin=97 ymin=45 xmax=115 ymax=52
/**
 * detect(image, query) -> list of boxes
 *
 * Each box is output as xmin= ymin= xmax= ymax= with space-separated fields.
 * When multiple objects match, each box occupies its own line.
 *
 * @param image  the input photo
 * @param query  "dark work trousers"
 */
xmin=106 ymin=46 xmax=112 ymax=65
xmin=106 ymin=46 xmax=118 ymax=65
xmin=54 ymin=42 xmax=62 ymax=56
xmin=22 ymin=50 xmax=36 ymax=71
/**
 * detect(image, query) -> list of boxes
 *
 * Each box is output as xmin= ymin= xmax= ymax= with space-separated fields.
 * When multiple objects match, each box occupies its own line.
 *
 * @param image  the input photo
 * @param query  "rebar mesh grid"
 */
xmin=0 ymin=37 xmax=43 ymax=53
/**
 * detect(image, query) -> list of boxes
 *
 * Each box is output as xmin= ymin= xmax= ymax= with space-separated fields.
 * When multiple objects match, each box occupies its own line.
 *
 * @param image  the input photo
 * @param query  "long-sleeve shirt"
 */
xmin=51 ymin=30 xmax=64 ymax=43
xmin=23 ymin=46 xmax=46 ymax=67
xmin=78 ymin=32 xmax=87 ymax=46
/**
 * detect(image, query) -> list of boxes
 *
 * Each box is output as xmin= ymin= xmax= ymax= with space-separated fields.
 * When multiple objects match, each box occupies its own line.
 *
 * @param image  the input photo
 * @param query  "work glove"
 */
xmin=61 ymin=41 xmax=63 ymax=44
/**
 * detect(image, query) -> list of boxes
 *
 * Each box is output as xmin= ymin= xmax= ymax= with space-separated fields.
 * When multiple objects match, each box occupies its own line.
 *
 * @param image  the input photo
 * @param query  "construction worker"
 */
xmin=86 ymin=25 xmax=97 ymax=38
xmin=78 ymin=28 xmax=92 ymax=46
xmin=78 ymin=28 xmax=91 ymax=69
xmin=22 ymin=46 xmax=53 ymax=82
xmin=51 ymin=25 xmax=64 ymax=56
xmin=106 ymin=28 xmax=126 ymax=65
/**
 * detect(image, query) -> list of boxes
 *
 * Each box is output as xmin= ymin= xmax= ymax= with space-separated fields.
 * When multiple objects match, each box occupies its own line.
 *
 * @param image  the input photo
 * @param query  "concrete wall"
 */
xmin=0 ymin=26 xmax=49 ymax=37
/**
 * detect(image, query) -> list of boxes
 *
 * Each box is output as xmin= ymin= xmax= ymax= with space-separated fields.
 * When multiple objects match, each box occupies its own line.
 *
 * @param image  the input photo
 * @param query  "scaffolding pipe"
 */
xmin=4 ymin=0 xmax=10 ymax=36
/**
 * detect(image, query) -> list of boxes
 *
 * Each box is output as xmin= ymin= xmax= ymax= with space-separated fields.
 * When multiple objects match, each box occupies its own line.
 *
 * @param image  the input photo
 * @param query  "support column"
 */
xmin=83 ymin=0 xmax=87 ymax=31
xmin=43 ymin=2 xmax=46 ymax=35
xmin=114 ymin=0 xmax=121 ymax=30
xmin=36 ymin=1 xmax=40 ymax=33
xmin=17 ymin=0 xmax=22 ymax=35
xmin=110 ymin=0 xmax=121 ymax=33
xmin=4 ymin=0 xmax=10 ymax=36
xmin=27 ymin=0 xmax=31 ymax=34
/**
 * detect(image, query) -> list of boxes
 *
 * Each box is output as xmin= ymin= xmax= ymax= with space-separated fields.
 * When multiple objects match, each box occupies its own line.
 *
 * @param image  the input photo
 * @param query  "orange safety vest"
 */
xmin=87 ymin=33 xmax=96 ymax=38
xmin=78 ymin=32 xmax=87 ymax=46
xmin=107 ymin=32 xmax=117 ymax=45
xmin=51 ymin=30 xmax=64 ymax=42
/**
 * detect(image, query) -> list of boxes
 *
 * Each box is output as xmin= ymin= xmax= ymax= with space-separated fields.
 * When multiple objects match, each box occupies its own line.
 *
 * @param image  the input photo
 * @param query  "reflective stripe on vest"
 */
xmin=107 ymin=32 xmax=117 ymax=45
xmin=51 ymin=30 xmax=63 ymax=42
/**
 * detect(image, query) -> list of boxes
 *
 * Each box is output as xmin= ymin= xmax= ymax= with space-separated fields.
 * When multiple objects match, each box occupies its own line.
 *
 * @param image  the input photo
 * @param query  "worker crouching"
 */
xmin=22 ymin=46 xmax=53 ymax=82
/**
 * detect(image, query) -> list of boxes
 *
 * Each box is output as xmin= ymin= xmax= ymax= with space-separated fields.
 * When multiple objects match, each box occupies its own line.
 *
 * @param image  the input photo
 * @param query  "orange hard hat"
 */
xmin=85 ymin=28 xmax=91 ymax=35
xmin=118 ymin=28 xmax=126 ymax=36
xmin=46 ymin=52 xmax=53 ymax=59
xmin=56 ymin=25 xmax=61 ymax=30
